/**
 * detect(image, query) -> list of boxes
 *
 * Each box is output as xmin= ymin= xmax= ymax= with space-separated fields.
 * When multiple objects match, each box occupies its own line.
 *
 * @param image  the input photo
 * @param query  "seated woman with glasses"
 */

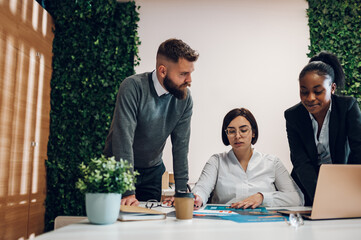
xmin=192 ymin=108 xmax=304 ymax=209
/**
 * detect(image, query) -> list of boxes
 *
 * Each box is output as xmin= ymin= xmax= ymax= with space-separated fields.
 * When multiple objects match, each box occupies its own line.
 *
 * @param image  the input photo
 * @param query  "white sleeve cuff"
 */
xmin=260 ymin=192 xmax=273 ymax=207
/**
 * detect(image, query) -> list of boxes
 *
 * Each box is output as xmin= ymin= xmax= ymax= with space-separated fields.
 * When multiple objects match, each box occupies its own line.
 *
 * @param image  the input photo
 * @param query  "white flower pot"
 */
xmin=85 ymin=193 xmax=121 ymax=224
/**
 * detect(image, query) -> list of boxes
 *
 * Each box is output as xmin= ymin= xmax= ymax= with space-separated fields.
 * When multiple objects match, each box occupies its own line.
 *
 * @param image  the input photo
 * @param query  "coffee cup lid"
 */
xmin=174 ymin=191 xmax=194 ymax=198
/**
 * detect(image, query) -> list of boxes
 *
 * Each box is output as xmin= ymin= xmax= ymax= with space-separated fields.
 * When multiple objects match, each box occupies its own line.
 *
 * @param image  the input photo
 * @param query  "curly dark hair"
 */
xmin=157 ymin=38 xmax=199 ymax=63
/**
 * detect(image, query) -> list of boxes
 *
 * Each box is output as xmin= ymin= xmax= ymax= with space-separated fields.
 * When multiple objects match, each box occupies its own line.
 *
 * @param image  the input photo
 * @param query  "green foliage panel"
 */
xmin=44 ymin=0 xmax=140 ymax=231
xmin=307 ymin=0 xmax=361 ymax=104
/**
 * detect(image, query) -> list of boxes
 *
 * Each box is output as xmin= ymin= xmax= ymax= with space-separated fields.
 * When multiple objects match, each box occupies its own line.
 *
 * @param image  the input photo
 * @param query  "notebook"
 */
xmin=281 ymin=164 xmax=361 ymax=220
xmin=118 ymin=205 xmax=166 ymax=221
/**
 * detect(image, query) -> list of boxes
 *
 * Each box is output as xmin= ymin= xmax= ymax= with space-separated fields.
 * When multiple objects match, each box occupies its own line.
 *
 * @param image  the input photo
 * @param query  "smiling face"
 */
xmin=226 ymin=116 xmax=254 ymax=152
xmin=299 ymin=71 xmax=336 ymax=118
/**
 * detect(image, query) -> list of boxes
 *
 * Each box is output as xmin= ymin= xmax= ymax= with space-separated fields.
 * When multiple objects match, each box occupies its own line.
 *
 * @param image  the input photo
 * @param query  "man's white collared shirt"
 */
xmin=152 ymin=70 xmax=168 ymax=97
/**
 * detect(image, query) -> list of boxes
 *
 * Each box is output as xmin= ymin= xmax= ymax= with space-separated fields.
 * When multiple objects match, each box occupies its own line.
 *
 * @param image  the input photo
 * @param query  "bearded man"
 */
xmin=104 ymin=39 xmax=199 ymax=206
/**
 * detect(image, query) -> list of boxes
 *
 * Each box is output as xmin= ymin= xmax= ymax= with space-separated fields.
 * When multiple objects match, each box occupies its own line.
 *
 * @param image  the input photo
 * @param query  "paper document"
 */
xmin=118 ymin=205 xmax=166 ymax=221
xmin=195 ymin=205 xmax=286 ymax=223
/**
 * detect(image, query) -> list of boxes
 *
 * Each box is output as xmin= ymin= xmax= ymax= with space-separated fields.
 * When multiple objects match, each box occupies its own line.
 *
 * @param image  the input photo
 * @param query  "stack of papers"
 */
xmin=118 ymin=205 xmax=166 ymax=221
xmin=194 ymin=205 xmax=287 ymax=223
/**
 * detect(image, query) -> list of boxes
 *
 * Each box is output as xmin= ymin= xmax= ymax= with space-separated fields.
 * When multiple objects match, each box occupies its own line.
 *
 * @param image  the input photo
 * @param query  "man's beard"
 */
xmin=163 ymin=75 xmax=190 ymax=100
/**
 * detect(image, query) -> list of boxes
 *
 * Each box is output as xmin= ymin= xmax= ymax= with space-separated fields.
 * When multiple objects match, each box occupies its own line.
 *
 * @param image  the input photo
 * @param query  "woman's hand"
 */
xmin=231 ymin=193 xmax=264 ymax=209
xmin=194 ymin=194 xmax=203 ymax=210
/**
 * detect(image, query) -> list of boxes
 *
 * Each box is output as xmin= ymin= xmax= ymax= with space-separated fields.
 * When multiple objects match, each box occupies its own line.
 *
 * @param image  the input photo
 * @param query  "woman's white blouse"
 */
xmin=192 ymin=149 xmax=304 ymax=207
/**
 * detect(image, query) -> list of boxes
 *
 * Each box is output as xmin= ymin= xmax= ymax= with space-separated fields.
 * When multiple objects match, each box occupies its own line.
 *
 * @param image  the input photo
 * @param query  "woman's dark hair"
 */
xmin=221 ymin=108 xmax=258 ymax=146
xmin=299 ymin=51 xmax=345 ymax=89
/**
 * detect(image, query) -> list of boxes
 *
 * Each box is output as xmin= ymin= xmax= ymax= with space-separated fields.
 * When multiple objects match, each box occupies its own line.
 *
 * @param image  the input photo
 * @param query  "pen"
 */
xmin=187 ymin=184 xmax=192 ymax=193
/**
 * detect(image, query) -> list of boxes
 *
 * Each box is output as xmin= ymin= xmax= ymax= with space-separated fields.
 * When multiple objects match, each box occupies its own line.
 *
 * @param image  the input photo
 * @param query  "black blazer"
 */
xmin=284 ymin=94 xmax=361 ymax=206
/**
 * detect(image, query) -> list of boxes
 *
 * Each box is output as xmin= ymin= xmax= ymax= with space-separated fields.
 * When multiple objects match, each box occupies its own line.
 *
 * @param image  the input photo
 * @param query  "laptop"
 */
xmin=300 ymin=164 xmax=361 ymax=220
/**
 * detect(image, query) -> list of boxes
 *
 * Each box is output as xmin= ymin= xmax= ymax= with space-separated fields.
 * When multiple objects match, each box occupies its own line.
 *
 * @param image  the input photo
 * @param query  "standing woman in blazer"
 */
xmin=284 ymin=51 xmax=361 ymax=206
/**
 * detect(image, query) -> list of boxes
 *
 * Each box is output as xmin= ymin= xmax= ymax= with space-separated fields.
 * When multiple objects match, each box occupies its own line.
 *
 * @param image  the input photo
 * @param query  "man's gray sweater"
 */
xmin=104 ymin=72 xmax=192 ymax=194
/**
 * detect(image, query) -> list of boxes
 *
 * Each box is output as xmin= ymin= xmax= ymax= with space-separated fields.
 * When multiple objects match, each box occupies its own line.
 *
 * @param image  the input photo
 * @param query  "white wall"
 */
xmin=134 ymin=0 xmax=310 ymax=183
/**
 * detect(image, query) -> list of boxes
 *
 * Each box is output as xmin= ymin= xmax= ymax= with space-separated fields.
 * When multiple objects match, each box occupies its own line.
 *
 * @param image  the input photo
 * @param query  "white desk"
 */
xmin=35 ymin=206 xmax=361 ymax=240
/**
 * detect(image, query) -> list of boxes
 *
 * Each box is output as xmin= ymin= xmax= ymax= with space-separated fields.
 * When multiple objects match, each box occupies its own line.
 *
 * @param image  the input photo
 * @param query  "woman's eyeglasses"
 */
xmin=225 ymin=127 xmax=250 ymax=137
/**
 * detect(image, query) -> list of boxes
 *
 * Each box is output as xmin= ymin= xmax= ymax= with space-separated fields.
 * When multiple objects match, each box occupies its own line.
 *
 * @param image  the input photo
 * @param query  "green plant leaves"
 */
xmin=76 ymin=156 xmax=138 ymax=194
xmin=44 ymin=0 xmax=140 ymax=231
xmin=307 ymin=0 xmax=361 ymax=103
xmin=76 ymin=155 xmax=138 ymax=194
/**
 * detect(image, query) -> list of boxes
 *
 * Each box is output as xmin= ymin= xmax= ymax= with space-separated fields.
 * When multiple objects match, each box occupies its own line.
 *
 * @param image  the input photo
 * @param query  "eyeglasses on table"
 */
xmin=145 ymin=199 xmax=174 ymax=209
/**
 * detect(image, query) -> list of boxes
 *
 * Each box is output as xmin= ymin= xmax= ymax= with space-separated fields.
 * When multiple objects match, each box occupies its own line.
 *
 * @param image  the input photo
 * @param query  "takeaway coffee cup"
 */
xmin=174 ymin=191 xmax=194 ymax=220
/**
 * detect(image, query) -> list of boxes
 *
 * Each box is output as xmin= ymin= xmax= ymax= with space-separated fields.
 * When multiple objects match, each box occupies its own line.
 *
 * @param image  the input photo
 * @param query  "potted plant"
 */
xmin=76 ymin=155 xmax=138 ymax=224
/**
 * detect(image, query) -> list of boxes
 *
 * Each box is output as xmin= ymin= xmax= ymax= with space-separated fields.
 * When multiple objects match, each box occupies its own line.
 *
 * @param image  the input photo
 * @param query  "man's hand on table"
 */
xmin=162 ymin=196 xmax=174 ymax=206
xmin=121 ymin=194 xmax=139 ymax=206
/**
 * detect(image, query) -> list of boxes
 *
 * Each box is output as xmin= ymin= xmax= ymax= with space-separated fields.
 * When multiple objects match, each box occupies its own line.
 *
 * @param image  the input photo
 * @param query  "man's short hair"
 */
xmin=157 ymin=38 xmax=199 ymax=63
